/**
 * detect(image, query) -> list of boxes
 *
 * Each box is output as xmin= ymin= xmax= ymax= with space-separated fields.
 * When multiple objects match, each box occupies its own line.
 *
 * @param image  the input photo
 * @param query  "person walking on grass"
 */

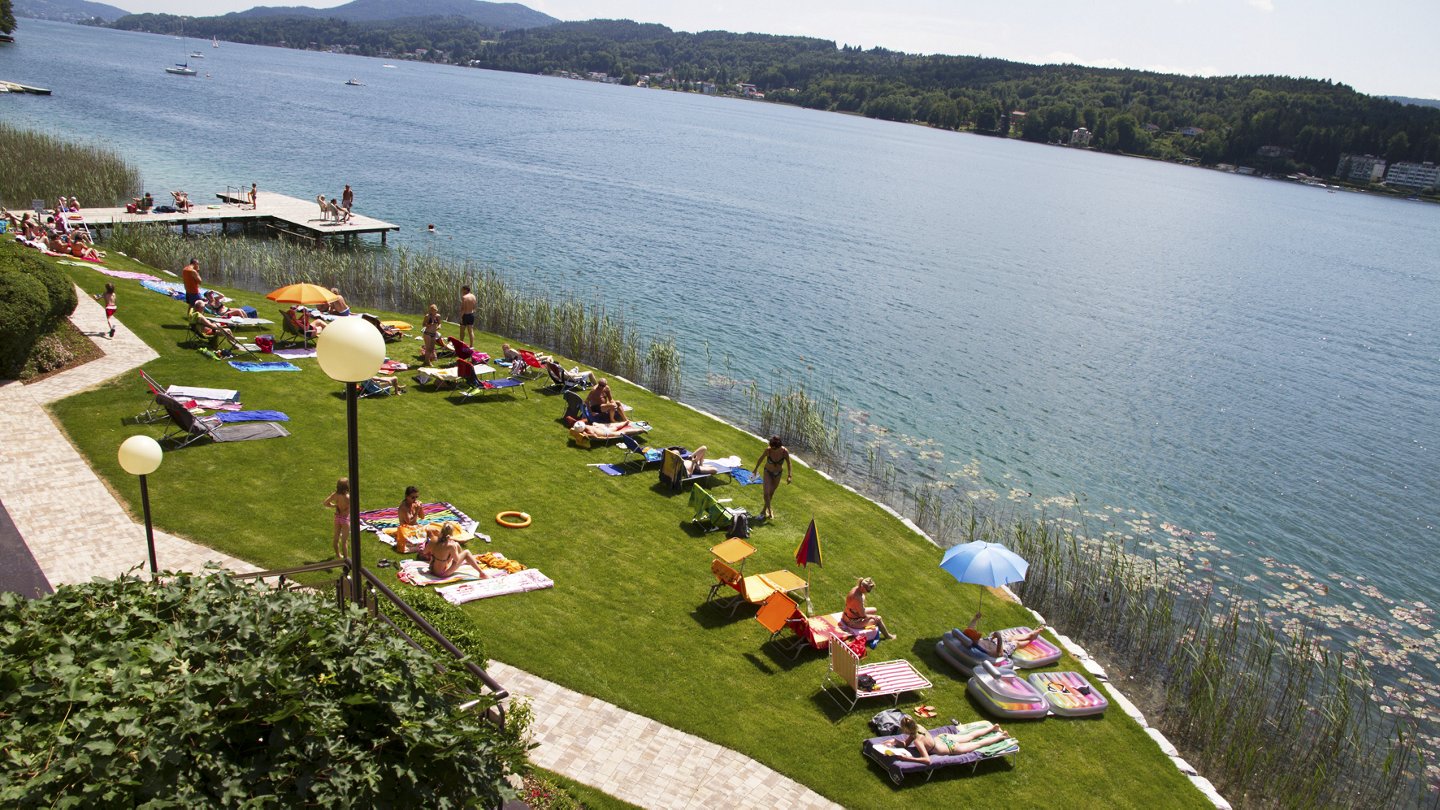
xmin=459 ymin=285 xmax=477 ymax=346
xmin=93 ymin=283 xmax=117 ymax=339
xmin=323 ymin=478 xmax=350 ymax=560
xmin=752 ymin=435 xmax=792 ymax=520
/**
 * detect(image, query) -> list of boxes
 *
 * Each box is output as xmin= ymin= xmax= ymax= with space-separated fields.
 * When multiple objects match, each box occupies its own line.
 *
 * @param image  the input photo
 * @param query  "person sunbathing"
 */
xmin=569 ymin=419 xmax=631 ymax=443
xmin=428 ymin=523 xmax=483 ymax=579
xmin=203 ymin=291 xmax=246 ymax=319
xmin=961 ymin=612 xmax=1047 ymax=658
xmin=171 ymin=190 xmax=192 ymax=212
xmin=586 ymin=378 xmax=626 ymax=422
xmin=188 ymin=300 xmax=234 ymax=350
xmin=390 ymin=485 xmax=425 ymax=553
xmin=881 ymin=717 xmax=1012 ymax=765
xmin=841 ymin=576 xmax=896 ymax=640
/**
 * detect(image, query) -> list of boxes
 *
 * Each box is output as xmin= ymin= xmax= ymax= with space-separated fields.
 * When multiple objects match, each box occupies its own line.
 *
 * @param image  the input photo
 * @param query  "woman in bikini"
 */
xmin=883 ymin=716 xmax=1012 ymax=764
xmin=752 ymin=435 xmax=792 ymax=520
xmin=393 ymin=485 xmax=425 ymax=553
xmin=428 ymin=523 xmax=483 ymax=578
xmin=421 ymin=304 xmax=442 ymax=365
xmin=322 ymin=478 xmax=350 ymax=560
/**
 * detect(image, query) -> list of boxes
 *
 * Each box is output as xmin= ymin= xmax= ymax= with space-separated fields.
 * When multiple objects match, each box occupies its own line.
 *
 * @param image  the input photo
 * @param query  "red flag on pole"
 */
xmin=795 ymin=519 xmax=823 ymax=568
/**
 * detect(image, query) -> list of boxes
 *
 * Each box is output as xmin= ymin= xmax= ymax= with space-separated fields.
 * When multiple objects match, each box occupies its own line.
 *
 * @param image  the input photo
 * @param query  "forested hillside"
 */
xmin=101 ymin=15 xmax=1440 ymax=177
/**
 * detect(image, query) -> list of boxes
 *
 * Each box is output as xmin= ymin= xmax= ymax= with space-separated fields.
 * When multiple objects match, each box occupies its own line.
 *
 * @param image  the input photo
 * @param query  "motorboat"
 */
xmin=165 ymin=63 xmax=197 ymax=76
xmin=345 ymin=78 xmax=364 ymax=86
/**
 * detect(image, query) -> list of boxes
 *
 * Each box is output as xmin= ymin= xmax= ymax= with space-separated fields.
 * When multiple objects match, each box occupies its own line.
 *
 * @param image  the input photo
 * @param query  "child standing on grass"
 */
xmin=323 ymin=478 xmax=350 ymax=560
xmin=93 ymin=283 xmax=117 ymax=339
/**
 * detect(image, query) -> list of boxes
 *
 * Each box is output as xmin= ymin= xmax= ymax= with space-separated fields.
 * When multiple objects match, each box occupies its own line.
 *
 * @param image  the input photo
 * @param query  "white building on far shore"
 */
xmin=1335 ymin=153 xmax=1387 ymax=184
xmin=1385 ymin=161 xmax=1440 ymax=191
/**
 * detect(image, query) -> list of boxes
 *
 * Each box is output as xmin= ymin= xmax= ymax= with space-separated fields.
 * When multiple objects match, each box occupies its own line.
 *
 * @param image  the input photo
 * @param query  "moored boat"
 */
xmin=165 ymin=63 xmax=197 ymax=76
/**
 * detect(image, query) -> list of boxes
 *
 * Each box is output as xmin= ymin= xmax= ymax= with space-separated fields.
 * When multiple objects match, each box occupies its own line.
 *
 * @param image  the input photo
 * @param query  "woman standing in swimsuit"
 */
xmin=752 ymin=435 xmax=792 ymax=520
xmin=322 ymin=478 xmax=350 ymax=560
xmin=421 ymin=304 xmax=442 ymax=365
xmin=882 ymin=717 xmax=1011 ymax=764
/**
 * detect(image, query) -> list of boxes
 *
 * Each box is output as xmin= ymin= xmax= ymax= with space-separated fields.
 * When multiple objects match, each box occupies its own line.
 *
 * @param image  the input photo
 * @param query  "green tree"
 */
xmin=0 ymin=0 xmax=15 ymax=35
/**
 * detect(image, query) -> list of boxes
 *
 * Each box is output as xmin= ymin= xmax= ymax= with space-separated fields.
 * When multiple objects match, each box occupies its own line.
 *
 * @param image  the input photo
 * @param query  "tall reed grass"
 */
xmin=0 ymin=123 xmax=140 ymax=209
xmin=744 ymin=381 xmax=842 ymax=463
xmin=102 ymin=226 xmax=683 ymax=396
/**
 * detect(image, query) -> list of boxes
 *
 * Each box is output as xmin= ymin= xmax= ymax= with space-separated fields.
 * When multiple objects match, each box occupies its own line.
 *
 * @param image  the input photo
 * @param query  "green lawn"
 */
xmin=50 ymin=255 xmax=1207 ymax=809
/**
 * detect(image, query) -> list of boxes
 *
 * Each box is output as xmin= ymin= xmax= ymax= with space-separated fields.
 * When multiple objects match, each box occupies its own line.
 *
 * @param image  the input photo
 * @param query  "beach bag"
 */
xmin=870 ymin=708 xmax=905 ymax=735
xmin=256 ymin=334 xmax=274 ymax=353
xmin=729 ymin=511 xmax=750 ymax=539
xmin=856 ymin=673 xmax=877 ymax=692
xmin=240 ymin=305 xmax=257 ymax=318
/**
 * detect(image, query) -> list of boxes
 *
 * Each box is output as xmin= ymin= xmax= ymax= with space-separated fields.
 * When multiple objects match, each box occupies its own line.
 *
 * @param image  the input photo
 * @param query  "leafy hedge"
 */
xmin=0 ymin=571 xmax=531 ymax=807
xmin=0 ymin=243 xmax=77 ymax=378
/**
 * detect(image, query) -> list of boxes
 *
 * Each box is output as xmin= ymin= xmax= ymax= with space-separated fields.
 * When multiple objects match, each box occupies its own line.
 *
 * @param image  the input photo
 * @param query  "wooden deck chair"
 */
xmin=705 ymin=559 xmax=788 ymax=616
xmin=157 ymin=393 xmax=222 ymax=448
xmin=821 ymin=637 xmax=933 ymax=714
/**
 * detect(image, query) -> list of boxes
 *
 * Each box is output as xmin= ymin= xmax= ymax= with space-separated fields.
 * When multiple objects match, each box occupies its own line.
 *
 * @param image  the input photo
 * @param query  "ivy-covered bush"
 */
xmin=0 ymin=571 xmax=531 ymax=807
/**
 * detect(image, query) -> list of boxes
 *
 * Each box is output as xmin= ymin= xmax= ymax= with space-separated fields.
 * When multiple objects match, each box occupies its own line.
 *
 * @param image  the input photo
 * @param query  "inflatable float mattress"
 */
xmin=1000 ymin=626 xmax=1062 ymax=668
xmin=967 ymin=661 xmax=1050 ymax=720
xmin=935 ymin=629 xmax=1010 ymax=676
xmin=1028 ymin=671 xmax=1108 ymax=717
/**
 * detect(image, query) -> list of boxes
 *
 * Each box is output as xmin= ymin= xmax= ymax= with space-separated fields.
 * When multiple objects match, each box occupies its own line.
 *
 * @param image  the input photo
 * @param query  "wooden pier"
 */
xmin=77 ymin=191 xmax=400 ymax=245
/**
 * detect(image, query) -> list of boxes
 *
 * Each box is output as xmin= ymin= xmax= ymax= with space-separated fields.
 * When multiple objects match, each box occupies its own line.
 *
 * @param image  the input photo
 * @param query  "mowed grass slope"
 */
xmin=51 ymin=257 xmax=1207 ymax=809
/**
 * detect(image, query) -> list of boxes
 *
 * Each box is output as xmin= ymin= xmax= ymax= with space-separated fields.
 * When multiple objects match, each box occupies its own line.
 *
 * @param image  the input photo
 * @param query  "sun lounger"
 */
xmin=822 ymin=636 xmax=932 ymax=713
xmin=861 ymin=721 xmax=1019 ymax=784
xmin=156 ymin=393 xmax=223 ymax=448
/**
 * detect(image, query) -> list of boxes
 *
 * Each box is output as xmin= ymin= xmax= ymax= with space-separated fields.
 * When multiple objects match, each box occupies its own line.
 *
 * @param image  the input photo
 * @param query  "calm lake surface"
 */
xmin=4 ymin=21 xmax=1437 ymax=623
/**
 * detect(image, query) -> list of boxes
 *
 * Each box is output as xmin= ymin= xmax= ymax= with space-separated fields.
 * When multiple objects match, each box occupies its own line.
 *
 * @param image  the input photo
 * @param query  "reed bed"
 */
xmin=0 ymin=123 xmax=140 ymax=209
xmin=102 ymin=226 xmax=683 ymax=397
xmin=744 ymin=381 xmax=843 ymax=464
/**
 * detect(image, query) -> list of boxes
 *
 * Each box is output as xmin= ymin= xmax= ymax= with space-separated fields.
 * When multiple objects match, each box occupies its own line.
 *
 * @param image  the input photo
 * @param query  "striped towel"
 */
xmin=859 ymin=659 xmax=933 ymax=695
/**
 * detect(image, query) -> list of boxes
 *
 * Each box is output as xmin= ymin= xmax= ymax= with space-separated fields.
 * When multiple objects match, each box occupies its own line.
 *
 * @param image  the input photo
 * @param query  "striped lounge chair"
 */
xmin=822 ymin=635 xmax=932 ymax=713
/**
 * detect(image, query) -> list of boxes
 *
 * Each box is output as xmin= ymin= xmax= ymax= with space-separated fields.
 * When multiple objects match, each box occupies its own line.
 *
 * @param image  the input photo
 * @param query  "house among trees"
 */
xmin=1069 ymin=127 xmax=1093 ymax=147
xmin=1180 ymin=126 xmax=1206 ymax=137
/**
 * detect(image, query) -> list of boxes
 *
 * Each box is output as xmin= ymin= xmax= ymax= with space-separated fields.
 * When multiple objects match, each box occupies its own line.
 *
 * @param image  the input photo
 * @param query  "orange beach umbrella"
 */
xmin=266 ymin=283 xmax=337 ymax=306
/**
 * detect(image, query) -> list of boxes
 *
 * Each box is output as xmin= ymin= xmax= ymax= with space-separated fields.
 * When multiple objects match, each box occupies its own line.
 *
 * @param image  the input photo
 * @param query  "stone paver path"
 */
xmin=0 ymin=287 xmax=842 ymax=810
xmin=491 ymin=662 xmax=839 ymax=810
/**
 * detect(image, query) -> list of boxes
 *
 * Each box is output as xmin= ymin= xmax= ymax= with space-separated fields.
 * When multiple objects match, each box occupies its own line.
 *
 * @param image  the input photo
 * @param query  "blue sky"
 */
xmin=122 ymin=1 xmax=1440 ymax=98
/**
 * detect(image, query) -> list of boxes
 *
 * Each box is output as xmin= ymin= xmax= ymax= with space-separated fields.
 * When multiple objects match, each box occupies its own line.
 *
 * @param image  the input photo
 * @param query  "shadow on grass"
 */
xmin=687 ymin=602 xmax=746 ymax=630
xmin=743 ymin=640 xmax=813 ymax=674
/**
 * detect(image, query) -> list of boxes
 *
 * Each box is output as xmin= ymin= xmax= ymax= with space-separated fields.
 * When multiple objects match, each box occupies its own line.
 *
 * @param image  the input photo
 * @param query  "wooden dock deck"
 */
xmin=76 ymin=191 xmax=400 ymax=244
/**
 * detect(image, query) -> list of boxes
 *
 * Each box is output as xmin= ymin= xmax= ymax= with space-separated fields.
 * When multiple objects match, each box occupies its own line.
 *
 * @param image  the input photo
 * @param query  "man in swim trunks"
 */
xmin=842 ymin=576 xmax=896 ymax=640
xmin=962 ymin=611 xmax=1047 ymax=657
xmin=181 ymin=257 xmax=202 ymax=306
xmin=459 ymin=285 xmax=477 ymax=346
xmin=341 ymin=184 xmax=354 ymax=213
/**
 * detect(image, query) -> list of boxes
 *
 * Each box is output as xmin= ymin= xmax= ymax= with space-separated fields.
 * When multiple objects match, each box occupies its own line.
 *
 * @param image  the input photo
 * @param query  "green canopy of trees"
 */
xmin=2 ymin=0 xmax=18 ymax=36
xmin=103 ymin=14 xmax=1440 ymax=176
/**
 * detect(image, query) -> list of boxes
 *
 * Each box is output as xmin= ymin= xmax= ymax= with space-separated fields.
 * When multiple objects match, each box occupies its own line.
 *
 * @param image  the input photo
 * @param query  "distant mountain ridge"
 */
xmin=226 ymin=0 xmax=557 ymax=28
xmin=16 ymin=0 xmax=130 ymax=23
xmin=1386 ymin=96 xmax=1440 ymax=110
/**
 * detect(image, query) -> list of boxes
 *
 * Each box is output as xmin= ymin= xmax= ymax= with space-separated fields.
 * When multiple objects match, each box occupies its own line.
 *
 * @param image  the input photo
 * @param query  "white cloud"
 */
xmin=1248 ymin=0 xmax=1275 ymax=11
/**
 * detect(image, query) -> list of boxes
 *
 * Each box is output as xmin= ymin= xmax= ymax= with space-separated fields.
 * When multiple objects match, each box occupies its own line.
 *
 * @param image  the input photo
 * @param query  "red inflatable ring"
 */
xmin=496 ymin=511 xmax=532 ymax=528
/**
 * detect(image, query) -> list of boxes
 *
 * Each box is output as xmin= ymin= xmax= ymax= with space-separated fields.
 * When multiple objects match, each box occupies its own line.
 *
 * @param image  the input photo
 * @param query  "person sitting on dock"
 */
xmin=68 ymin=196 xmax=81 ymax=212
xmin=316 ymin=195 xmax=331 ymax=222
xmin=171 ymin=191 xmax=192 ymax=213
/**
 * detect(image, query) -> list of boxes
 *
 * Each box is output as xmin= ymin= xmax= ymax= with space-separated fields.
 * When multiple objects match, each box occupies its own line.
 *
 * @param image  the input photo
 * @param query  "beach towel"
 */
xmin=211 ymin=422 xmax=290 ymax=442
xmin=228 ymin=361 xmax=301 ymax=372
xmin=215 ymin=410 xmax=289 ymax=423
xmin=193 ymin=399 xmax=244 ymax=411
xmin=167 ymin=385 xmax=239 ymax=402
xmin=272 ymin=348 xmax=317 ymax=359
xmin=142 ymin=280 xmax=225 ymax=300
xmin=360 ymin=502 xmax=479 ymax=538
xmin=594 ymin=463 xmax=630 ymax=476
xmin=437 ymin=569 xmax=555 ymax=605
xmin=97 ymin=268 xmax=161 ymax=281
xmin=395 ymin=560 xmax=481 ymax=587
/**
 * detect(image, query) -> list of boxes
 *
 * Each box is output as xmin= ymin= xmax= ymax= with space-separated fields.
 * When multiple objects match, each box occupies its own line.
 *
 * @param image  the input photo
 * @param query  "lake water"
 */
xmin=4 ymin=22 xmax=1437 ymax=647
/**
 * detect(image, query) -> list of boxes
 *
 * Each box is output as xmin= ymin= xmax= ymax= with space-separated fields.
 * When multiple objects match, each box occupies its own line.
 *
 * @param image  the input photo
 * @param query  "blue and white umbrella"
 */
xmin=939 ymin=541 xmax=1029 ymax=611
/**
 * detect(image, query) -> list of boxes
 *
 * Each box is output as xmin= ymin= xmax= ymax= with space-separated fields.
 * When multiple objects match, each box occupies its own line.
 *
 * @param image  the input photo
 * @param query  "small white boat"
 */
xmin=165 ymin=63 xmax=197 ymax=76
xmin=212 ymin=37 xmax=219 ymax=48
xmin=189 ymin=51 xmax=205 ymax=59
xmin=382 ymin=64 xmax=396 ymax=69
xmin=344 ymin=78 xmax=364 ymax=86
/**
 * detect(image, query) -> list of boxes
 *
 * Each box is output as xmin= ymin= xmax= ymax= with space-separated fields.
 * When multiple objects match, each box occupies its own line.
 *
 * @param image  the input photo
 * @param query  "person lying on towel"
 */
xmin=881 ymin=718 xmax=1013 ymax=765
xmin=962 ymin=611 xmax=1047 ymax=658
xmin=428 ymin=523 xmax=483 ymax=578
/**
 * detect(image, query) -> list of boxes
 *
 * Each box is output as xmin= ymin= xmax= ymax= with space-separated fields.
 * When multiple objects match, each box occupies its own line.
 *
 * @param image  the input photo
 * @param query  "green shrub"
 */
xmin=0 ymin=269 xmax=48 ymax=377
xmin=0 ymin=244 xmax=76 ymax=329
xmin=0 ymin=571 xmax=531 ymax=808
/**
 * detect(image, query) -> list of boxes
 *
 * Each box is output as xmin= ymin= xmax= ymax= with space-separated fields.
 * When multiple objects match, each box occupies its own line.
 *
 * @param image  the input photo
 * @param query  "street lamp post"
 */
xmin=315 ymin=316 xmax=386 ymax=605
xmin=117 ymin=435 xmax=164 ymax=574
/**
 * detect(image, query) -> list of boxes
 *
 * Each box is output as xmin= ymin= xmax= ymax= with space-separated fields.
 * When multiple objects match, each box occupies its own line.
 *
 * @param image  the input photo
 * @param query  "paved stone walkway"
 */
xmin=0 ymin=288 xmax=841 ymax=810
